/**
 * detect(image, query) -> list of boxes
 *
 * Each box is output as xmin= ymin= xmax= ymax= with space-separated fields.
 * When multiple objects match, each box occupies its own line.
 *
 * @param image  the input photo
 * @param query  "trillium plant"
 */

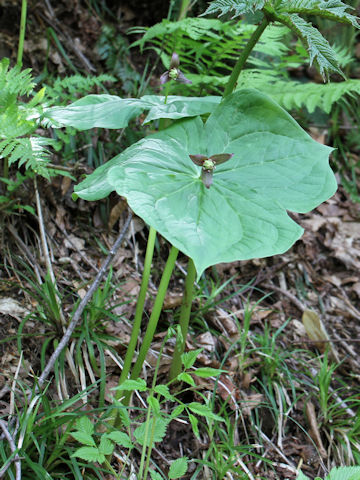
xmin=45 ymin=0 xmax=357 ymax=418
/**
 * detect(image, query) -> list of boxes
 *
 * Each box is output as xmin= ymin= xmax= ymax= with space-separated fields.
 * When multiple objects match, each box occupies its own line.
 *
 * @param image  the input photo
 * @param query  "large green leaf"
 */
xmin=75 ymin=89 xmax=336 ymax=278
xmin=44 ymin=94 xmax=221 ymax=130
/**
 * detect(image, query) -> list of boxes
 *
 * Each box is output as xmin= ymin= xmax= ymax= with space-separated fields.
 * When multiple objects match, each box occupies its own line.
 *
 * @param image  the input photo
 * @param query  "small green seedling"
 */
xmin=298 ymin=466 xmax=360 ymax=480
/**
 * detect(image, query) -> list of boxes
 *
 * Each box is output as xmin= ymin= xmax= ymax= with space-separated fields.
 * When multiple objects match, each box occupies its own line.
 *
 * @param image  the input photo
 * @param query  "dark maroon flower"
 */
xmin=160 ymin=52 xmax=192 ymax=85
xmin=189 ymin=153 xmax=233 ymax=189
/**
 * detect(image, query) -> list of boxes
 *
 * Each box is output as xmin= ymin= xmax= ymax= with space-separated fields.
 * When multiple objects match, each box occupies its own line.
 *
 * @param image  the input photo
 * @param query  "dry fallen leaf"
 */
xmin=0 ymin=297 xmax=29 ymax=320
xmin=302 ymin=310 xmax=330 ymax=352
xmin=305 ymin=401 xmax=327 ymax=459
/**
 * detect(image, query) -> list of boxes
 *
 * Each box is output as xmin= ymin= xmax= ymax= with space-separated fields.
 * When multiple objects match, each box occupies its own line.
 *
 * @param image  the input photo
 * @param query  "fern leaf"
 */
xmin=279 ymin=13 xmax=342 ymax=79
xmin=201 ymin=0 xmax=265 ymax=17
xmin=237 ymin=70 xmax=360 ymax=113
xmin=279 ymin=0 xmax=359 ymax=28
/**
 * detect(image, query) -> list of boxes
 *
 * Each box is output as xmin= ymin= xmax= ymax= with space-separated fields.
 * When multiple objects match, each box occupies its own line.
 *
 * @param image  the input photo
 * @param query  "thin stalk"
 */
xmin=223 ymin=16 xmax=269 ymax=97
xmin=17 ymin=0 xmax=27 ymax=67
xmin=115 ymin=226 xmax=157 ymax=398
xmin=178 ymin=0 xmax=191 ymax=20
xmin=130 ymin=246 xmax=178 ymax=381
xmin=117 ymin=246 xmax=179 ymax=411
xmin=169 ymin=257 xmax=196 ymax=380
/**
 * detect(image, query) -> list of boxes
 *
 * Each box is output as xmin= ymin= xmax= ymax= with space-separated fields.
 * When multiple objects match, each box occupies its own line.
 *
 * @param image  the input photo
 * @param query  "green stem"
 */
xmin=119 ymin=246 xmax=179 ymax=409
xmin=130 ymin=245 xmax=178 ymax=381
xmin=115 ymin=226 xmax=157 ymax=400
xmin=223 ymin=16 xmax=269 ymax=98
xmin=169 ymin=257 xmax=196 ymax=380
xmin=17 ymin=0 xmax=27 ymax=67
xmin=178 ymin=0 xmax=191 ymax=20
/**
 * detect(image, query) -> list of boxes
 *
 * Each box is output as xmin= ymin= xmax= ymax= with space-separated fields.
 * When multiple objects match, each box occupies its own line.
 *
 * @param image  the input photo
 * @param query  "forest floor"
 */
xmin=0 ymin=1 xmax=360 ymax=480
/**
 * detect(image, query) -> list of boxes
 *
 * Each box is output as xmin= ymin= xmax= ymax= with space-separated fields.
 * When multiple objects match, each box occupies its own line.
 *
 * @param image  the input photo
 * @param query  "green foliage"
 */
xmin=45 ymin=93 xmax=221 ymax=129
xmin=0 ymin=58 xmax=62 ymax=180
xmin=278 ymin=13 xmax=343 ymax=78
xmin=130 ymin=16 xmax=360 ymax=115
xmin=130 ymin=18 xmax=290 ymax=94
xmin=74 ymin=89 xmax=336 ymax=278
xmin=168 ymin=457 xmax=188 ymax=479
xmin=202 ymin=0 xmax=265 ymax=17
xmin=202 ymin=0 xmax=359 ymax=79
xmin=298 ymin=466 xmax=360 ymax=480
xmin=97 ymin=24 xmax=140 ymax=94
xmin=43 ymin=73 xmax=116 ymax=105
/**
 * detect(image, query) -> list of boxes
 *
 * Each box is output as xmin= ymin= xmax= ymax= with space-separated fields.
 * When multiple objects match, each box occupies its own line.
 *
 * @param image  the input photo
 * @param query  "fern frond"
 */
xmin=237 ymin=69 xmax=360 ymax=113
xmin=279 ymin=0 xmax=359 ymax=28
xmin=0 ymin=58 xmax=35 ymax=108
xmin=0 ymin=105 xmax=35 ymax=140
xmin=1 ymin=136 xmax=56 ymax=180
xmin=279 ymin=13 xmax=343 ymax=79
xmin=45 ymin=74 xmax=116 ymax=104
xmin=201 ymin=0 xmax=265 ymax=18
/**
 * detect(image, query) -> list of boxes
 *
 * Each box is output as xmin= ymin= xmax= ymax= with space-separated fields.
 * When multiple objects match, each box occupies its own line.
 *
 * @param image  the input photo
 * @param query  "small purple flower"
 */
xmin=160 ymin=52 xmax=192 ymax=85
xmin=189 ymin=153 xmax=234 ymax=189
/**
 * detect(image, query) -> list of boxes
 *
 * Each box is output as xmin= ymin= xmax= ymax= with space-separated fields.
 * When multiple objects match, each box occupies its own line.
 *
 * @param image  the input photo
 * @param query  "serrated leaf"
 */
xmin=171 ymin=404 xmax=185 ymax=419
xmin=181 ymin=348 xmax=203 ymax=369
xmin=188 ymin=413 xmax=200 ymax=438
xmin=98 ymin=436 xmax=114 ymax=456
xmin=75 ymin=416 xmax=94 ymax=436
xmin=188 ymin=402 xmax=224 ymax=422
xmin=326 ymin=466 xmax=360 ymax=480
xmin=150 ymin=470 xmax=163 ymax=480
xmin=112 ymin=378 xmax=148 ymax=392
xmin=133 ymin=416 xmax=169 ymax=446
xmin=201 ymin=0 xmax=265 ymax=18
xmin=75 ymin=89 xmax=336 ymax=280
xmin=279 ymin=0 xmax=359 ymax=29
xmin=105 ymin=431 xmax=133 ymax=448
xmin=168 ymin=457 xmax=188 ymax=479
xmin=71 ymin=446 xmax=104 ymax=463
xmin=71 ymin=431 xmax=96 ymax=447
xmin=177 ymin=372 xmax=196 ymax=386
xmin=154 ymin=384 xmax=174 ymax=400
xmin=278 ymin=13 xmax=343 ymax=79
xmin=148 ymin=395 xmax=160 ymax=414
xmin=45 ymin=94 xmax=221 ymax=130
xmin=297 ymin=472 xmax=311 ymax=480
xmin=192 ymin=367 xmax=224 ymax=377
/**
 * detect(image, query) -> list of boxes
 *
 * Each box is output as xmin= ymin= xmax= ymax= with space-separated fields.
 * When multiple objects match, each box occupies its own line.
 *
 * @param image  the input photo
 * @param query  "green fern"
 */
xmin=237 ymin=70 xmax=360 ymax=113
xmin=201 ymin=0 xmax=265 ymax=17
xmin=44 ymin=73 xmax=116 ymax=105
xmin=0 ymin=58 xmax=61 ymax=180
xmin=202 ymin=0 xmax=359 ymax=79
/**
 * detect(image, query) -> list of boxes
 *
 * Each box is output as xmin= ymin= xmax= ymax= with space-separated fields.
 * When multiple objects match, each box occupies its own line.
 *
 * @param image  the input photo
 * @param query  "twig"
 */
xmin=0 ymin=420 xmax=21 ymax=480
xmin=9 ymin=353 xmax=23 ymax=417
xmin=262 ymin=283 xmax=305 ymax=312
xmin=36 ymin=212 xmax=133 ymax=390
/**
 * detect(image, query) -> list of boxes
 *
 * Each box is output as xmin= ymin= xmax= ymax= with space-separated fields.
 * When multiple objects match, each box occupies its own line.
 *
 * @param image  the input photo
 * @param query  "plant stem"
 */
xmin=169 ymin=257 xmax=196 ymax=380
xmin=130 ymin=245 xmax=178 ymax=380
xmin=178 ymin=0 xmax=191 ymax=20
xmin=115 ymin=226 xmax=157 ymax=399
xmin=118 ymin=246 xmax=179 ymax=411
xmin=223 ymin=16 xmax=269 ymax=97
xmin=17 ymin=0 xmax=27 ymax=67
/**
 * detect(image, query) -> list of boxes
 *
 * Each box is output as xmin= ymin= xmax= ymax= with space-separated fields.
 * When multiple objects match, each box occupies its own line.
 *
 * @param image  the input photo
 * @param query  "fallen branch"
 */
xmin=0 ymin=420 xmax=21 ymax=480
